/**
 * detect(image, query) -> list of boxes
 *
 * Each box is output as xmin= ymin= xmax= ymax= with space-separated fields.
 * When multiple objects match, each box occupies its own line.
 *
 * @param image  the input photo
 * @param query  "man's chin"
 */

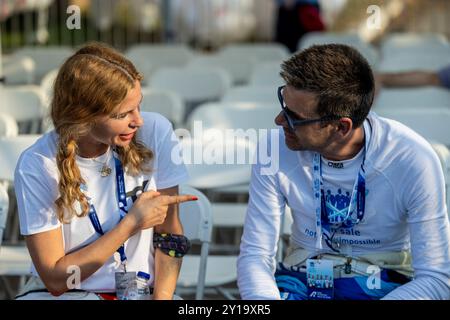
xmin=284 ymin=138 xmax=302 ymax=151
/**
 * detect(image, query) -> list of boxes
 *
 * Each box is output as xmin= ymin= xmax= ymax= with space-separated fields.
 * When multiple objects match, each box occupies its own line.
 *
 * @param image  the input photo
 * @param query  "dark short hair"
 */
xmin=280 ymin=44 xmax=375 ymax=128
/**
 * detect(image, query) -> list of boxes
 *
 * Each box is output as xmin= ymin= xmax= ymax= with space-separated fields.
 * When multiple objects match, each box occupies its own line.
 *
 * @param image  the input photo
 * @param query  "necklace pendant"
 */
xmin=100 ymin=165 xmax=112 ymax=177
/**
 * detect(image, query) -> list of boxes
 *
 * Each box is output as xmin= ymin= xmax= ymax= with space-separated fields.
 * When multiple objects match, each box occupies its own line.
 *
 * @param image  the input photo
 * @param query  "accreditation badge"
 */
xmin=306 ymin=259 xmax=334 ymax=300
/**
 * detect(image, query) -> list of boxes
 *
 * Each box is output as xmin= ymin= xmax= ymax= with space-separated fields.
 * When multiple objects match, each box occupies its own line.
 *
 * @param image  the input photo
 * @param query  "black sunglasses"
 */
xmin=278 ymin=86 xmax=341 ymax=130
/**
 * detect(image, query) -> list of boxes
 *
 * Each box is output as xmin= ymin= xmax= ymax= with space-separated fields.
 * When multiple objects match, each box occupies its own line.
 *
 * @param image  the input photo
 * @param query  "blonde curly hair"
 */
xmin=51 ymin=42 xmax=153 ymax=223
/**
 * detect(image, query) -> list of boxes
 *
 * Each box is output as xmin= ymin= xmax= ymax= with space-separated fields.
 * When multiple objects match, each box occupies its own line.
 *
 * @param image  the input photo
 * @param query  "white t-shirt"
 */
xmin=238 ymin=112 xmax=450 ymax=300
xmin=15 ymin=112 xmax=189 ymax=292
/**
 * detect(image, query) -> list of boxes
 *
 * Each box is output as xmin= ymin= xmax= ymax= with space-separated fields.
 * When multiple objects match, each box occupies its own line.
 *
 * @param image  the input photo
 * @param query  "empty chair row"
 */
xmin=380 ymin=32 xmax=450 ymax=58
xmin=373 ymin=87 xmax=450 ymax=111
xmin=2 ymin=42 xmax=289 ymax=87
xmin=297 ymin=31 xmax=380 ymax=69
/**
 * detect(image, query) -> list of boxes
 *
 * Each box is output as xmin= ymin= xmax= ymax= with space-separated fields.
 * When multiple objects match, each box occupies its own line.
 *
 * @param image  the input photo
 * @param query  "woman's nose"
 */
xmin=130 ymin=110 xmax=144 ymax=128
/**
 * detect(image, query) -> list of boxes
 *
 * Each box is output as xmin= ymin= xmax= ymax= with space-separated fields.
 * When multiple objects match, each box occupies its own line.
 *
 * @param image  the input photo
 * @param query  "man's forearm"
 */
xmin=153 ymin=249 xmax=182 ymax=299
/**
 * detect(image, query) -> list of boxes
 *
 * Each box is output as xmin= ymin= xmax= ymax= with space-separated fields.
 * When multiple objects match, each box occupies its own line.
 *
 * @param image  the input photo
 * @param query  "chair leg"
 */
xmin=216 ymin=286 xmax=238 ymax=300
xmin=0 ymin=276 xmax=16 ymax=299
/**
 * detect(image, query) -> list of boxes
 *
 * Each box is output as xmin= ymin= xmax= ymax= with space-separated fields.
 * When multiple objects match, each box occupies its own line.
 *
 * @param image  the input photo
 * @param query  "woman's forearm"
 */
xmin=28 ymin=215 xmax=138 ymax=296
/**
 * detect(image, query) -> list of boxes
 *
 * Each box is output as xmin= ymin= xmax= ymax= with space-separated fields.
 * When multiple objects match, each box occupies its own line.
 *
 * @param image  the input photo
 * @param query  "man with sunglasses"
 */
xmin=237 ymin=44 xmax=450 ymax=300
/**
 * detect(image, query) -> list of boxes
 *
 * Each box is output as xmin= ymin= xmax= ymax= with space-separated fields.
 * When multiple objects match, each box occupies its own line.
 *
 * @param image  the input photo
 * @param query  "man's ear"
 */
xmin=336 ymin=117 xmax=353 ymax=138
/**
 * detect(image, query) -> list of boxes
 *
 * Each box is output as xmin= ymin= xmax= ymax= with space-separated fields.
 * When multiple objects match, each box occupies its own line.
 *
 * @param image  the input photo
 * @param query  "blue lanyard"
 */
xmin=312 ymin=126 xmax=368 ymax=250
xmin=82 ymin=149 xmax=129 ymax=264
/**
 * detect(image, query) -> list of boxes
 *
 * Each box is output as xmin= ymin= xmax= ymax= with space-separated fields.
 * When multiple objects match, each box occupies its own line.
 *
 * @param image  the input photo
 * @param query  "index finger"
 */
xmin=160 ymin=194 xmax=198 ymax=205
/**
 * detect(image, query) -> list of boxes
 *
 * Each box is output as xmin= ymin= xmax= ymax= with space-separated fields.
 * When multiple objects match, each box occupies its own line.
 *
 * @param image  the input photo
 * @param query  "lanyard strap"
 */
xmin=83 ymin=149 xmax=128 ymax=263
xmin=312 ymin=126 xmax=368 ymax=250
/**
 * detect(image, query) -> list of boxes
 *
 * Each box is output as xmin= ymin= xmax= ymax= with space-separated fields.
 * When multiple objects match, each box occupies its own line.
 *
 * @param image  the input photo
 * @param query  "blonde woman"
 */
xmin=14 ymin=42 xmax=196 ymax=300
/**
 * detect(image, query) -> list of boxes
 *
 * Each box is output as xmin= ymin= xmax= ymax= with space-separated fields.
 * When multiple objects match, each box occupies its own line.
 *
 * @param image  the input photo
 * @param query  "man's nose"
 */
xmin=275 ymin=111 xmax=286 ymax=127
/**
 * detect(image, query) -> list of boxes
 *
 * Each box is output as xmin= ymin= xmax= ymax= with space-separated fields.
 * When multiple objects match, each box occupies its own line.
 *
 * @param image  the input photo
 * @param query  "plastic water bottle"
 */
xmin=136 ymin=271 xmax=151 ymax=300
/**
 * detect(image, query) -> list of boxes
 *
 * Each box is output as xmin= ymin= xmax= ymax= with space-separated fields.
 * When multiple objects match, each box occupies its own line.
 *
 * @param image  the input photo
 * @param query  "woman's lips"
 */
xmin=119 ymin=132 xmax=135 ymax=141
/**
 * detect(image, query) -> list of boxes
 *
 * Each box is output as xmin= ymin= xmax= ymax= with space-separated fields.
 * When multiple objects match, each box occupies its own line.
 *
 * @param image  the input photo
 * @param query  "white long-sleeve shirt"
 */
xmin=237 ymin=112 xmax=450 ymax=300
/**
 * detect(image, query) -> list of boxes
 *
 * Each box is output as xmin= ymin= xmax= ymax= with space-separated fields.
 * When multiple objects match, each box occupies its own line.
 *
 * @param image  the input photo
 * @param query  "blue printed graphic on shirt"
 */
xmin=321 ymin=188 xmax=369 ymax=228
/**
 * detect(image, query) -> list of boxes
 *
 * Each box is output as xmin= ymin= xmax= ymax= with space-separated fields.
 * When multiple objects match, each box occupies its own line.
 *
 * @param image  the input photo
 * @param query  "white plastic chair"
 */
xmin=40 ymin=69 xmax=59 ymax=110
xmin=141 ymin=88 xmax=186 ymax=128
xmin=187 ymin=101 xmax=278 ymax=132
xmin=0 ymin=183 xmax=8 ymax=246
xmin=381 ymin=33 xmax=450 ymax=58
xmin=185 ymin=101 xmax=276 ymax=195
xmin=126 ymin=44 xmax=194 ymax=84
xmin=378 ymin=52 xmax=450 ymax=73
xmin=150 ymin=67 xmax=232 ymax=118
xmin=373 ymin=87 xmax=450 ymax=111
xmin=0 ymin=135 xmax=42 ymax=183
xmin=376 ymin=109 xmax=450 ymax=146
xmin=150 ymin=67 xmax=232 ymax=102
xmin=179 ymin=136 xmax=255 ymax=191
xmin=0 ymin=113 xmax=19 ymax=138
xmin=176 ymin=185 xmax=212 ymax=300
xmin=0 ymin=246 xmax=31 ymax=277
xmin=298 ymin=32 xmax=362 ymax=50
xmin=187 ymin=53 xmax=257 ymax=86
xmin=298 ymin=32 xmax=380 ymax=69
xmin=0 ymin=182 xmax=32 ymax=299
xmin=221 ymin=85 xmax=279 ymax=105
xmin=0 ymin=134 xmax=41 ymax=244
xmin=249 ymin=61 xmax=284 ymax=87
xmin=0 ymin=86 xmax=45 ymax=134
xmin=177 ymin=185 xmax=242 ymax=300
xmin=2 ymin=55 xmax=36 ymax=85
xmin=13 ymin=46 xmax=73 ymax=83
xmin=220 ymin=43 xmax=290 ymax=62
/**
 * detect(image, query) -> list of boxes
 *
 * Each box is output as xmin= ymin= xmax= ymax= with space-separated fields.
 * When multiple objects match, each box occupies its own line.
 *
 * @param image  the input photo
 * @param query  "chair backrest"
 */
xmin=298 ymin=32 xmax=380 ymax=69
xmin=381 ymin=32 xmax=450 ymax=58
xmin=14 ymin=46 xmax=73 ymax=83
xmin=149 ymin=67 xmax=232 ymax=103
xmin=188 ymin=53 xmax=257 ymax=86
xmin=0 ymin=183 xmax=9 ymax=247
xmin=126 ymin=44 xmax=194 ymax=84
xmin=0 ymin=86 xmax=45 ymax=134
xmin=0 ymin=86 xmax=44 ymax=122
xmin=298 ymin=31 xmax=362 ymax=50
xmin=40 ymin=69 xmax=59 ymax=110
xmin=0 ymin=135 xmax=42 ymax=182
xmin=220 ymin=43 xmax=290 ymax=62
xmin=178 ymin=185 xmax=213 ymax=299
xmin=180 ymin=136 xmax=255 ymax=190
xmin=187 ymin=101 xmax=278 ymax=132
xmin=249 ymin=61 xmax=284 ymax=87
xmin=373 ymin=87 xmax=450 ymax=111
xmin=2 ymin=55 xmax=35 ymax=85
xmin=141 ymin=88 xmax=185 ymax=128
xmin=378 ymin=52 xmax=450 ymax=72
xmin=0 ymin=113 xmax=19 ymax=138
xmin=221 ymin=85 xmax=279 ymax=105
xmin=376 ymin=109 xmax=450 ymax=146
